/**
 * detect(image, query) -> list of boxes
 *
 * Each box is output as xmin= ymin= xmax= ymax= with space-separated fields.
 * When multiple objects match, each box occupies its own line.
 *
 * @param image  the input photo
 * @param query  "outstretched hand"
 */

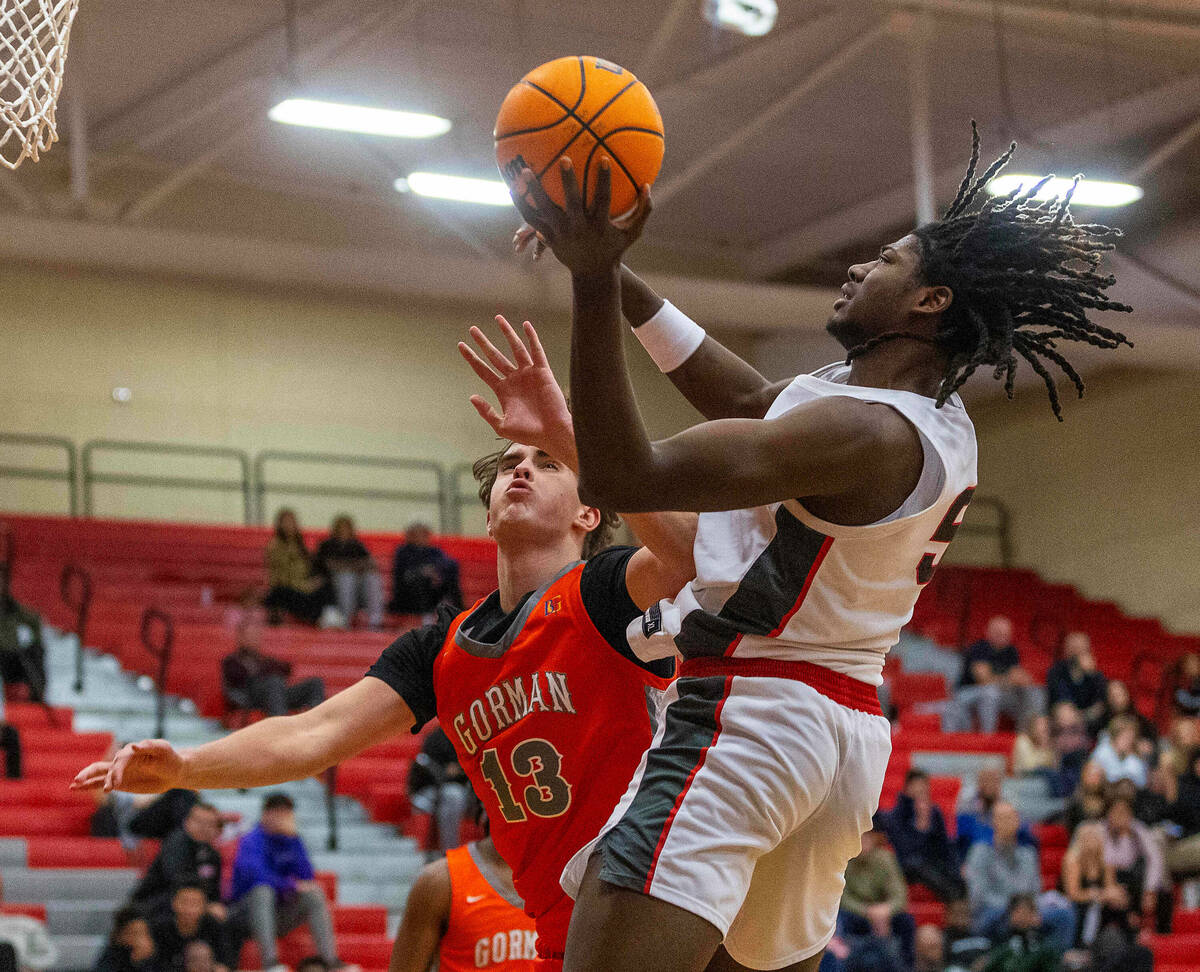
xmin=510 ymin=157 xmax=651 ymax=277
xmin=71 ymin=738 xmax=184 ymax=794
xmin=458 ymin=316 xmax=577 ymax=466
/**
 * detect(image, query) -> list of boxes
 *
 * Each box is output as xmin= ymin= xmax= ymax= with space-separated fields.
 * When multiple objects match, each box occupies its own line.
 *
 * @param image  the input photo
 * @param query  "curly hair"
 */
xmin=847 ymin=122 xmax=1133 ymax=420
xmin=472 ymin=445 xmax=620 ymax=559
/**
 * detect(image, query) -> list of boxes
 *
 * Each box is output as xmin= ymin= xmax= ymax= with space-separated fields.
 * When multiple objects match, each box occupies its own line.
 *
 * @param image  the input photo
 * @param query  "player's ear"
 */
xmin=485 ymin=507 xmax=495 ymax=539
xmin=577 ymin=505 xmax=601 ymax=533
xmin=914 ymin=284 xmax=953 ymax=317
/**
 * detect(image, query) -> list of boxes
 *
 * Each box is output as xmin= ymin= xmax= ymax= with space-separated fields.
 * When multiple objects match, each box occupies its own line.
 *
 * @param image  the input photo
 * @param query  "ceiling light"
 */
xmin=396 ymin=172 xmax=513 ymax=206
xmin=986 ymin=174 xmax=1143 ymax=208
xmin=703 ymin=0 xmax=778 ymax=37
xmin=269 ymin=98 xmax=451 ymax=138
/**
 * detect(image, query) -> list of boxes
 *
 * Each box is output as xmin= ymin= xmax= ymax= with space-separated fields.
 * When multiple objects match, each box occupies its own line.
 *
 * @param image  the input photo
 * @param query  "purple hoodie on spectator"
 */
xmin=230 ymin=824 xmax=314 ymax=901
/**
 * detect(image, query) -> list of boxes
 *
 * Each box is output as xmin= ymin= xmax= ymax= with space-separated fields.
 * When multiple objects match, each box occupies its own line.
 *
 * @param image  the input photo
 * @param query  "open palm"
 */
xmin=459 ymin=316 xmax=576 ymax=463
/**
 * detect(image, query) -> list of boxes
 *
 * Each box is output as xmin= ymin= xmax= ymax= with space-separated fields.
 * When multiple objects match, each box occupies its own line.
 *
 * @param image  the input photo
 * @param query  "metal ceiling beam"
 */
xmin=749 ymin=70 xmax=1200 ymax=275
xmin=1126 ymin=116 xmax=1200 ymax=182
xmin=636 ymin=0 xmax=693 ymax=83
xmin=653 ymin=18 xmax=893 ymax=206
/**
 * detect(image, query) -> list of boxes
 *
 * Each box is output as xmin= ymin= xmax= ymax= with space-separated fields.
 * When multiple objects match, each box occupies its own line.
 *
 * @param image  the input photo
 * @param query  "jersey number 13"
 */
xmin=479 ymin=738 xmax=573 ymax=823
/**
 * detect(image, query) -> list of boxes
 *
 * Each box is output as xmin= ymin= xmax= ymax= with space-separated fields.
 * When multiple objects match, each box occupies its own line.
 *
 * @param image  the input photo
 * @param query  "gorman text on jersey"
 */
xmin=451 ymin=670 xmax=577 ymax=756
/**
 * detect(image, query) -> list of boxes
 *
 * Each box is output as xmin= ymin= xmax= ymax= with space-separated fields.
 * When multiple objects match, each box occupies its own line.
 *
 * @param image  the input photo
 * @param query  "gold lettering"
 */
xmin=545 ymin=671 xmax=575 ymax=714
xmin=469 ymin=698 xmax=493 ymax=743
xmin=452 ymin=712 xmax=476 ymax=756
xmin=485 ymin=685 xmax=511 ymax=729
xmin=527 ymin=673 xmax=548 ymax=713
xmin=503 ymin=678 xmax=529 ymax=720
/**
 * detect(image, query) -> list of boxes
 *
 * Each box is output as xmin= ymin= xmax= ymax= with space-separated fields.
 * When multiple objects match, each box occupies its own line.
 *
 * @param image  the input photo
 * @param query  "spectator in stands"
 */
xmin=1049 ymin=703 xmax=1092 ymax=798
xmin=93 ymin=908 xmax=160 ymax=972
xmin=964 ymin=802 xmax=1073 ymax=952
xmin=1160 ymin=715 xmax=1198 ymax=777
xmin=314 ymin=515 xmax=384 ymax=630
xmin=0 ymin=563 xmax=46 ymax=704
xmin=1083 ymin=923 xmax=1153 ymax=972
xmin=1170 ymin=652 xmax=1200 ymax=719
xmin=263 ymin=509 xmax=330 ymax=626
xmin=839 ymin=824 xmax=915 ymax=968
xmin=221 ymin=618 xmax=324 ymax=719
xmin=947 ymin=616 xmax=1042 ymax=734
xmin=883 ymin=768 xmax=965 ymax=902
xmin=1063 ymin=762 xmax=1108 ymax=836
xmin=1059 ymin=822 xmax=1129 ymax=948
xmin=130 ymin=803 xmax=225 ymax=921
xmin=181 ymin=942 xmax=214 ymax=972
xmin=148 ymin=885 xmax=231 ymax=972
xmin=0 ymin=873 xmax=57 ymax=972
xmin=389 ymin=523 xmax=462 ymax=622
xmin=1045 ymin=633 xmax=1105 ymax=731
xmin=407 ymin=727 xmax=473 ymax=855
xmin=1092 ymin=681 xmax=1155 ymax=757
xmin=914 ymin=924 xmax=946 ymax=972
xmin=229 ymin=793 xmax=339 ymax=972
xmin=1100 ymin=797 xmax=1170 ymax=933
xmin=1165 ymin=750 xmax=1200 ymax=908
xmin=943 ymin=896 xmax=992 ymax=972
xmin=1089 ymin=717 xmax=1148 ymax=788
xmin=978 ymin=895 xmax=1060 ymax=972
xmin=1013 ymin=714 xmax=1060 ymax=788
xmin=957 ymin=768 xmax=1036 ymax=855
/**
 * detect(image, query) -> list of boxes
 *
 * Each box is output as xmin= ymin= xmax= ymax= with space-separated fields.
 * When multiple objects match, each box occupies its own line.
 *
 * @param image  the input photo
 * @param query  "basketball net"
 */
xmin=0 ymin=0 xmax=80 ymax=170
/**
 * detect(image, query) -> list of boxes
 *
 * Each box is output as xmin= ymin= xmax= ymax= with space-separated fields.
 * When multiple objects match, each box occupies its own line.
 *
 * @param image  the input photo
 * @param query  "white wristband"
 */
xmin=632 ymin=300 xmax=706 ymax=373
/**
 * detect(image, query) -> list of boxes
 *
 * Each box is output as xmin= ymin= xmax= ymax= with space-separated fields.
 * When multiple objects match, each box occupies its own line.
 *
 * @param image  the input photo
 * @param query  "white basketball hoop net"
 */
xmin=1 ymin=0 xmax=80 ymax=170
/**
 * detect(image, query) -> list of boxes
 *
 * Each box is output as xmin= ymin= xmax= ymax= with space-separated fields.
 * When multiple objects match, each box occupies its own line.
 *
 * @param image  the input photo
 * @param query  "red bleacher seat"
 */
xmin=1174 ymin=911 xmax=1200 ymax=934
xmin=0 ymin=904 xmax=48 ymax=921
xmin=0 ymin=805 xmax=93 ymax=836
xmin=1151 ymin=934 xmax=1200 ymax=965
xmin=25 ymin=837 xmax=131 ymax=868
xmin=888 ymin=672 xmax=946 ymax=712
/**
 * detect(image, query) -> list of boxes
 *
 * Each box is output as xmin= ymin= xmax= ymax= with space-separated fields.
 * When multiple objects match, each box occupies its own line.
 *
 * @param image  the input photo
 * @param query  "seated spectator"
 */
xmin=129 ymin=803 xmax=224 ymax=921
xmin=1063 ymin=762 xmax=1108 ymax=836
xmin=0 ymin=873 xmax=57 ymax=972
xmin=262 ymin=509 xmax=330 ymax=626
xmin=148 ymin=885 xmax=232 ymax=972
xmin=839 ymin=825 xmax=915 ymax=969
xmin=181 ymin=942 xmax=214 ymax=972
xmin=1013 ymin=714 xmax=1059 ymax=786
xmin=389 ymin=523 xmax=462 ymax=621
xmin=946 ymin=616 xmax=1043 ymax=734
xmin=314 ymin=515 xmax=384 ymax=630
xmin=979 ymin=895 xmax=1060 ymax=972
xmin=957 ymin=768 xmax=1036 ymax=856
xmin=1169 ymin=651 xmax=1200 ymax=718
xmin=1089 ymin=717 xmax=1148 ymax=788
xmin=0 ymin=563 xmax=46 ymax=704
xmin=407 ymin=728 xmax=473 ymax=855
xmin=1083 ymin=922 xmax=1152 ymax=972
xmin=1049 ymin=703 xmax=1092 ymax=796
xmin=1091 ymin=681 xmax=1155 ymax=755
xmin=1100 ymin=797 xmax=1170 ymax=933
xmin=221 ymin=620 xmax=324 ymax=719
xmin=1160 ymin=715 xmax=1198 ymax=777
xmin=882 ymin=768 xmax=965 ymax=902
xmin=93 ymin=908 xmax=160 ymax=972
xmin=1059 ymin=822 xmax=1129 ymax=948
xmin=1167 ymin=750 xmax=1200 ymax=907
xmin=914 ymin=924 xmax=946 ymax=972
xmin=229 ymin=793 xmax=340 ymax=972
xmin=1046 ymin=633 xmax=1106 ymax=730
xmin=944 ymin=896 xmax=993 ymax=972
xmin=965 ymin=802 xmax=1073 ymax=953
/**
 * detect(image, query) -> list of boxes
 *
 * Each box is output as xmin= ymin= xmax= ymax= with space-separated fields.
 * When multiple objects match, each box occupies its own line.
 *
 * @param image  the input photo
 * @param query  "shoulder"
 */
xmin=407 ymin=856 xmax=452 ymax=916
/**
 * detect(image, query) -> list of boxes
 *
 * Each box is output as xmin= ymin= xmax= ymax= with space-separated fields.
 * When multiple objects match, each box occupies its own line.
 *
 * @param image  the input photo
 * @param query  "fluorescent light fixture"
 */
xmin=396 ymin=172 xmax=513 ymax=206
xmin=269 ymin=98 xmax=451 ymax=138
xmin=986 ymin=174 xmax=1143 ymax=208
xmin=703 ymin=0 xmax=778 ymax=36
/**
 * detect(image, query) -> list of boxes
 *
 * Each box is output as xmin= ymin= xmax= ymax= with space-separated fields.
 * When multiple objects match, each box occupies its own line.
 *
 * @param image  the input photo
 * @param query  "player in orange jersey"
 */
xmin=73 ymin=319 xmax=696 ymax=971
xmin=389 ymin=830 xmax=537 ymax=972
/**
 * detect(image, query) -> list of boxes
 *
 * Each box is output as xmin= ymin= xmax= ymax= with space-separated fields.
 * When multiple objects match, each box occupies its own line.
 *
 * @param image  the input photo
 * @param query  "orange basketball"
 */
xmin=495 ymin=55 xmax=664 ymax=217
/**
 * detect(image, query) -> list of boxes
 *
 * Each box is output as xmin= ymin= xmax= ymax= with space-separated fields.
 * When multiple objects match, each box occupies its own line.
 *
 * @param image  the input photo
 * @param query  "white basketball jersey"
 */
xmin=628 ymin=362 xmax=978 ymax=685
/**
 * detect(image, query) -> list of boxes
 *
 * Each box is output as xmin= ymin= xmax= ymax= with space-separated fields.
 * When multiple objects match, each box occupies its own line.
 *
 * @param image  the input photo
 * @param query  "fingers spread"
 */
xmin=469 ymin=395 xmax=503 ymax=433
xmin=458 ymin=342 xmax=502 ymax=389
xmin=470 ymin=325 xmax=517 ymax=374
xmin=591 ymin=159 xmax=612 ymax=221
xmin=559 ymin=157 xmax=585 ymax=215
xmin=523 ymin=320 xmax=549 ymax=367
xmin=496 ymin=315 xmax=533 ymax=367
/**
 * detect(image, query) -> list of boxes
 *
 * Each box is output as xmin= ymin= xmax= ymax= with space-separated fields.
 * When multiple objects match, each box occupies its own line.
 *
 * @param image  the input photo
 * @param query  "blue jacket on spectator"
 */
xmin=883 ymin=794 xmax=959 ymax=871
xmin=956 ymin=809 xmax=1038 ymax=858
xmin=231 ymin=824 xmax=314 ymax=901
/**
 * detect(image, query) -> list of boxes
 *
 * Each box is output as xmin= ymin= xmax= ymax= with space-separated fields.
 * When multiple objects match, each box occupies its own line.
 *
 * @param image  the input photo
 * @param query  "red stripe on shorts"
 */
xmin=679 ymin=656 xmax=883 ymax=716
xmin=642 ymin=674 xmax=734 ymax=894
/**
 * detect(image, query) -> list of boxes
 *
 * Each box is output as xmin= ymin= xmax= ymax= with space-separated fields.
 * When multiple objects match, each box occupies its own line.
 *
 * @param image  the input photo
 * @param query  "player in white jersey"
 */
xmin=507 ymin=126 xmax=1132 ymax=972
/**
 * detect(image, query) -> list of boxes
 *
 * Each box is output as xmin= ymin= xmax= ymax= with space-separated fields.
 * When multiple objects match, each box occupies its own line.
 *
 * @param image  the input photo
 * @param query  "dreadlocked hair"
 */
xmin=849 ymin=121 xmax=1133 ymax=420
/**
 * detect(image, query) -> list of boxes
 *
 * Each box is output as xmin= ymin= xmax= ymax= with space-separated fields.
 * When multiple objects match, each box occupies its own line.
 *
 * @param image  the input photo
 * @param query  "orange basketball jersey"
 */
xmin=431 ymin=559 xmax=673 ymax=961
xmin=440 ymin=844 xmax=538 ymax=972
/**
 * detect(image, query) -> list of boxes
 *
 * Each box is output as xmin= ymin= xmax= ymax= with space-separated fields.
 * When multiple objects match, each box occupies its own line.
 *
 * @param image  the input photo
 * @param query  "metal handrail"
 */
xmin=0 ymin=433 xmax=78 ymax=516
xmin=82 ymin=440 xmax=252 ymax=524
xmin=958 ymin=495 xmax=1013 ymax=568
xmin=448 ymin=462 xmax=479 ymax=536
xmin=141 ymin=607 xmax=175 ymax=739
xmin=254 ymin=449 xmax=449 ymax=529
xmin=60 ymin=564 xmax=93 ymax=694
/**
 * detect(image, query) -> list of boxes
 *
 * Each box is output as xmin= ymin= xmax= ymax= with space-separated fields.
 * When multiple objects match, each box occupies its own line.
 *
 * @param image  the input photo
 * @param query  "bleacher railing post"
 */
xmin=140 ymin=607 xmax=175 ymax=739
xmin=60 ymin=563 xmax=93 ymax=694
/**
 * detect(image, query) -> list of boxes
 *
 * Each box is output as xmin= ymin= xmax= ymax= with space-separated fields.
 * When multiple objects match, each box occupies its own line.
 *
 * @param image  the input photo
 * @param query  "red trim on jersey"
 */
xmin=678 ymin=656 xmax=883 ymax=716
xmin=642 ymin=675 xmax=734 ymax=894
xmin=768 ymin=535 xmax=835 ymax=638
xmin=721 ymin=633 xmax=743 ymax=658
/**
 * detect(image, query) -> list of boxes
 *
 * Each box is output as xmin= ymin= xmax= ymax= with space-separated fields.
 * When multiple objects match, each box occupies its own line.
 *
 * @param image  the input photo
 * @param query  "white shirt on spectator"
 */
xmin=1090 ymin=735 xmax=1148 ymax=787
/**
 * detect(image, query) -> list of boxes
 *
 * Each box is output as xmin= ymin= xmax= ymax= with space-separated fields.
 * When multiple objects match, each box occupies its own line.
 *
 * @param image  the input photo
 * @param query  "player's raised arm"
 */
xmin=71 ymin=677 xmax=414 ymax=794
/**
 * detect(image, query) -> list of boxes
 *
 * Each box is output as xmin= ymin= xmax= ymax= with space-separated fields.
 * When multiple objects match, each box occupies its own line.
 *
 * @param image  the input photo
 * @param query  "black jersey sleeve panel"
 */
xmin=366 ymin=602 xmax=458 ymax=732
xmin=580 ymin=545 xmax=675 ymax=679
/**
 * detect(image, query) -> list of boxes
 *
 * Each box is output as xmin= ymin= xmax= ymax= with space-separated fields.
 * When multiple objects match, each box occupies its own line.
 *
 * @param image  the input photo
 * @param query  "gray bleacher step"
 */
xmin=50 ymin=933 xmax=105 ymax=972
xmin=911 ymin=752 xmax=1006 ymax=780
xmin=892 ymin=632 xmax=963 ymax=680
xmin=0 ymin=868 xmax=139 ymax=902
xmin=310 ymin=853 xmax=423 ymax=883
xmin=46 ymin=900 xmax=121 ymax=936
xmin=300 ymin=823 xmax=410 ymax=850
xmin=0 ymin=838 xmax=27 ymax=867
xmin=335 ymin=881 xmax=416 ymax=910
xmin=208 ymin=794 xmax=368 ymax=824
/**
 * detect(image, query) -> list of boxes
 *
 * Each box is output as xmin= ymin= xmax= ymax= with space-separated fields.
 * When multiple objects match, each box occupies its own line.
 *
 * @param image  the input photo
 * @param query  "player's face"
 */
xmin=826 ymin=234 xmax=927 ymax=349
xmin=487 ymin=444 xmax=599 ymax=549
